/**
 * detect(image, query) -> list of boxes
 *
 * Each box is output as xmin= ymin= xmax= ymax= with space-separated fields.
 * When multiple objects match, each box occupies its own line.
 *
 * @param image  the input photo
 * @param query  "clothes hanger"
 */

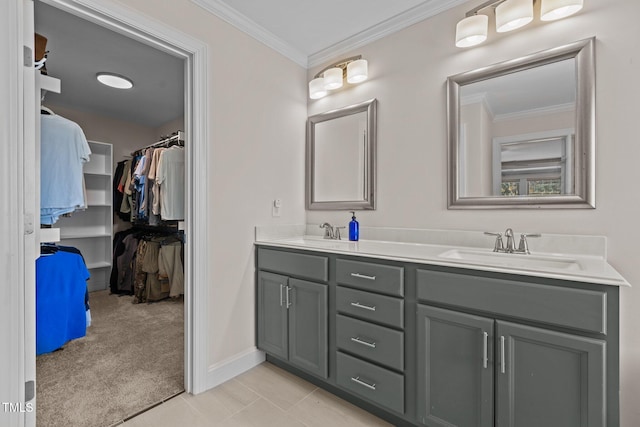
xmin=40 ymin=106 xmax=55 ymax=115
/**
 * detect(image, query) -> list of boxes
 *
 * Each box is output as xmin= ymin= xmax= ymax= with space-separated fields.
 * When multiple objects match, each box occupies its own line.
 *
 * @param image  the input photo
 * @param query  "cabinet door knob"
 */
xmin=483 ymin=331 xmax=489 ymax=369
xmin=500 ymin=335 xmax=506 ymax=374
xmin=286 ymin=285 xmax=291 ymax=308
xmin=279 ymin=284 xmax=283 ymax=307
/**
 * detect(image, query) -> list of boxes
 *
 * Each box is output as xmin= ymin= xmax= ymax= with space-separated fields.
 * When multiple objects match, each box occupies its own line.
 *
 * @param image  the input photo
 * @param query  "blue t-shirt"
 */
xmin=40 ymin=114 xmax=91 ymax=225
xmin=36 ymin=250 xmax=90 ymax=355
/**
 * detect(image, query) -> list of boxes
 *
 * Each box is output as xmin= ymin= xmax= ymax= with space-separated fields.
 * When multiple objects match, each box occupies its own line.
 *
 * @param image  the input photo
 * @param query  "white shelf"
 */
xmin=57 ymin=141 xmax=113 ymax=291
xmin=86 ymin=261 xmax=111 ymax=269
xmin=40 ymin=227 xmax=60 ymax=243
xmin=38 ymin=74 xmax=61 ymax=94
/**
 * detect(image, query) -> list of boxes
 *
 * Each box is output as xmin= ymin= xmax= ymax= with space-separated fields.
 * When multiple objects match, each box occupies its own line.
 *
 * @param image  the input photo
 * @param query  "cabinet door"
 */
xmin=417 ymin=305 xmax=494 ymax=427
xmin=496 ymin=321 xmax=605 ymax=427
xmin=257 ymin=271 xmax=288 ymax=359
xmin=288 ymin=278 xmax=328 ymax=378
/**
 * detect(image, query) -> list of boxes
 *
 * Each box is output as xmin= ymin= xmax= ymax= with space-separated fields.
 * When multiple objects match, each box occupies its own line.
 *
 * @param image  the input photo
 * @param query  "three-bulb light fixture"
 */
xmin=456 ymin=0 xmax=584 ymax=48
xmin=308 ymin=55 xmax=368 ymax=99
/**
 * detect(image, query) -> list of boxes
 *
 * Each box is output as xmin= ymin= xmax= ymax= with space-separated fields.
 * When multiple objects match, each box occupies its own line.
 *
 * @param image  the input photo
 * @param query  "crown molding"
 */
xmin=191 ymin=0 xmax=308 ymax=67
xmin=308 ymin=0 xmax=468 ymax=68
xmin=192 ymin=0 xmax=466 ymax=69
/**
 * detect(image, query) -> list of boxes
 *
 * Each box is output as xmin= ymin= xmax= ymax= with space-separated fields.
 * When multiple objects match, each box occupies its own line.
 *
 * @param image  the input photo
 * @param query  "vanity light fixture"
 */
xmin=455 ymin=0 xmax=584 ymax=48
xmin=308 ymin=55 xmax=368 ymax=99
xmin=96 ymin=72 xmax=134 ymax=89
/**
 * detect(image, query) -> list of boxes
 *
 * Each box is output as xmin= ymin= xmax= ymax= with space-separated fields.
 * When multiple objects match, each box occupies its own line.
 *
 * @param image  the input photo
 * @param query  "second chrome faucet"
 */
xmin=485 ymin=228 xmax=541 ymax=254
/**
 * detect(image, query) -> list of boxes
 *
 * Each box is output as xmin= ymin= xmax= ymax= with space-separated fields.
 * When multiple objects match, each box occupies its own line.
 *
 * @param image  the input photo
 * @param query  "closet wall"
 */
xmin=44 ymin=104 xmax=183 ymax=165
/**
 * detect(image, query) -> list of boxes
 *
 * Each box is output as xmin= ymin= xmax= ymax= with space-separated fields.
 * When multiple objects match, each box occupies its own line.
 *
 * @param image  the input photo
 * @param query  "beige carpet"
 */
xmin=36 ymin=290 xmax=184 ymax=427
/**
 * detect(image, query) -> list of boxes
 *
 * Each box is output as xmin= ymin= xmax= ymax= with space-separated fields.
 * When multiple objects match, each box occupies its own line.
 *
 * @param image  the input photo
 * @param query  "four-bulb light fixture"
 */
xmin=456 ymin=0 xmax=584 ymax=48
xmin=309 ymin=55 xmax=368 ymax=99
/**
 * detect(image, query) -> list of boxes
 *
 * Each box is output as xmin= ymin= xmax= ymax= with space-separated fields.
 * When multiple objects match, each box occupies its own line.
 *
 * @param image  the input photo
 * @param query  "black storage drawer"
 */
xmin=336 ymin=315 xmax=404 ymax=371
xmin=336 ymin=286 xmax=404 ymax=329
xmin=416 ymin=269 xmax=607 ymax=334
xmin=336 ymin=259 xmax=404 ymax=297
xmin=336 ymin=351 xmax=405 ymax=414
xmin=258 ymin=247 xmax=328 ymax=282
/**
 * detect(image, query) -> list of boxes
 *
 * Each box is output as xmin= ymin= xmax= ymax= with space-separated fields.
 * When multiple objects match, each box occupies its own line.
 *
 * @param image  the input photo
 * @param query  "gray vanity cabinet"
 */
xmin=257 ymin=250 xmax=329 ymax=379
xmin=495 ymin=321 xmax=605 ymax=427
xmin=416 ymin=305 xmax=494 ymax=427
xmin=416 ymin=269 xmax=608 ymax=427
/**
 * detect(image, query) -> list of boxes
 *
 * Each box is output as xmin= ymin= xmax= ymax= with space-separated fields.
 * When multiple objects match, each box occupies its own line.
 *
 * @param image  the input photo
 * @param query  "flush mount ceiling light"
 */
xmin=455 ymin=0 xmax=585 ymax=48
xmin=308 ymin=55 xmax=368 ymax=99
xmin=96 ymin=72 xmax=134 ymax=89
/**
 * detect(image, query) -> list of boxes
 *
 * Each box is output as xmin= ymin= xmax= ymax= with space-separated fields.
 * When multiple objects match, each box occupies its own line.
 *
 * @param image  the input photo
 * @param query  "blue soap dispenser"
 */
xmin=349 ymin=211 xmax=359 ymax=241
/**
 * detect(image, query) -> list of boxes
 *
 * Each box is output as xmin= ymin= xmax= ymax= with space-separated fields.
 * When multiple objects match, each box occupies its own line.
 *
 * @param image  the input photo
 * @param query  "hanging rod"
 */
xmin=131 ymin=130 xmax=184 ymax=156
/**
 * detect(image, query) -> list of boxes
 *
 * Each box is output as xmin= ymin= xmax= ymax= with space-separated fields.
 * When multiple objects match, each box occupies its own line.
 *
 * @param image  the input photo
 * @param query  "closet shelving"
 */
xmin=57 ymin=141 xmax=113 ymax=291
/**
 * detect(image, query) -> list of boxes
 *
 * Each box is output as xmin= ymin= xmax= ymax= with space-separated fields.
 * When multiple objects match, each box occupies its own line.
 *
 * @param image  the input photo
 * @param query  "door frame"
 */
xmin=7 ymin=1 xmax=210 ymax=424
xmin=39 ymin=0 xmax=211 ymax=395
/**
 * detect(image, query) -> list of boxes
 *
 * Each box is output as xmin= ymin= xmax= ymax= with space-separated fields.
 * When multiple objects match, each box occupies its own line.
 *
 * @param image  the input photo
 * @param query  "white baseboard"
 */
xmin=204 ymin=347 xmax=266 ymax=392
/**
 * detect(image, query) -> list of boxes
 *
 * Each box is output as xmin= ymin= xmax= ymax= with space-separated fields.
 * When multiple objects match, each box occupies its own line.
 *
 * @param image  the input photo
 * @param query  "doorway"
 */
xmin=23 ymin=0 xmax=210 ymax=425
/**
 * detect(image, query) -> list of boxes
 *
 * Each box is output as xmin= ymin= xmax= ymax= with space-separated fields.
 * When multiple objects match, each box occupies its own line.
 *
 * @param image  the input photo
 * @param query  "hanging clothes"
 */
xmin=36 ymin=249 xmax=89 ymax=355
xmin=40 ymin=113 xmax=91 ymax=225
xmin=156 ymin=145 xmax=185 ymax=220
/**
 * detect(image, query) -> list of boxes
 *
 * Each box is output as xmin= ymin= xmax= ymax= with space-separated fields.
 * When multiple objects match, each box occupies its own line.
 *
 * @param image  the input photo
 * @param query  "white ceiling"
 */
xmin=34 ymin=0 xmax=464 ymax=127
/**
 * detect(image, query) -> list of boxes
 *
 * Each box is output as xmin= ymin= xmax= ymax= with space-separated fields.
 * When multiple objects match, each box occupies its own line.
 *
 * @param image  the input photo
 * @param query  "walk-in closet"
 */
xmin=34 ymin=2 xmax=187 ymax=426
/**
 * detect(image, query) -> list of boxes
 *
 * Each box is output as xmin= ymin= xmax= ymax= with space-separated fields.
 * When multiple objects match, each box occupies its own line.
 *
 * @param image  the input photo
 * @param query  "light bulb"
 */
xmin=455 ymin=14 xmax=489 ymax=48
xmin=347 ymin=59 xmax=368 ymax=84
xmin=496 ymin=0 xmax=533 ymax=33
xmin=323 ymin=67 xmax=343 ymax=90
xmin=309 ymin=77 xmax=327 ymax=99
xmin=541 ymin=0 xmax=584 ymax=21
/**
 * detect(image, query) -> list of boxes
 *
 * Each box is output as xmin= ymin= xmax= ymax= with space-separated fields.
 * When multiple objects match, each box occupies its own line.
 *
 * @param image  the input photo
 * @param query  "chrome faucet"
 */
xmin=320 ymin=223 xmax=335 ymax=239
xmin=485 ymin=229 xmax=541 ymax=254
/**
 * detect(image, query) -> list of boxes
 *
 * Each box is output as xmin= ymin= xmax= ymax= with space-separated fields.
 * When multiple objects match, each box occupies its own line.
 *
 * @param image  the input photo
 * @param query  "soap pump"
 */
xmin=348 ymin=211 xmax=359 ymax=241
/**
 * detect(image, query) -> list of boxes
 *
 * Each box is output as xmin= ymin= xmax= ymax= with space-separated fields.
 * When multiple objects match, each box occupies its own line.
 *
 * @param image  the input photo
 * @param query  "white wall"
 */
xmin=119 ymin=0 xmax=308 ymax=370
xmin=43 ymin=103 xmax=157 ymax=163
xmin=307 ymin=1 xmax=640 ymax=424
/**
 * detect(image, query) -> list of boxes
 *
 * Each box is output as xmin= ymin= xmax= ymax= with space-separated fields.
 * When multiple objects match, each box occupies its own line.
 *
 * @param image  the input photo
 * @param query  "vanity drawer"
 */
xmin=336 ymin=351 xmax=404 ymax=414
xmin=336 ymin=315 xmax=404 ymax=371
xmin=336 ymin=259 xmax=404 ymax=297
xmin=416 ymin=269 xmax=607 ymax=334
xmin=336 ymin=286 xmax=404 ymax=329
xmin=258 ymin=248 xmax=328 ymax=282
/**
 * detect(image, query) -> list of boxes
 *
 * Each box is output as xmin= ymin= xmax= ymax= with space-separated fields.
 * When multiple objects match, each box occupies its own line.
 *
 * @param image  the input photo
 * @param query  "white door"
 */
xmin=0 ymin=1 xmax=37 ymax=426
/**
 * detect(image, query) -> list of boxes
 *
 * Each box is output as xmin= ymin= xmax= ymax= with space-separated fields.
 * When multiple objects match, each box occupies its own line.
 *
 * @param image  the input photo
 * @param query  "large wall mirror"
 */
xmin=447 ymin=38 xmax=595 ymax=209
xmin=306 ymin=98 xmax=377 ymax=210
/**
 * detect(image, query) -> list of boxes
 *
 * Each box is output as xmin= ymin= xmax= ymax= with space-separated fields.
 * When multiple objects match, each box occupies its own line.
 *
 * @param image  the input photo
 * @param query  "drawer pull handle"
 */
xmin=286 ymin=285 xmax=292 ymax=308
xmin=279 ymin=284 xmax=283 ymax=307
xmin=351 ymin=272 xmax=376 ymax=281
xmin=350 ymin=302 xmax=376 ymax=312
xmin=351 ymin=337 xmax=377 ymax=348
xmin=351 ymin=376 xmax=376 ymax=391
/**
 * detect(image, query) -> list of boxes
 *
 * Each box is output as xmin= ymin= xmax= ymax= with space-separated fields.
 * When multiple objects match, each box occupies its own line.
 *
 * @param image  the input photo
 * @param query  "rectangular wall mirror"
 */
xmin=447 ymin=38 xmax=595 ymax=209
xmin=306 ymin=98 xmax=377 ymax=210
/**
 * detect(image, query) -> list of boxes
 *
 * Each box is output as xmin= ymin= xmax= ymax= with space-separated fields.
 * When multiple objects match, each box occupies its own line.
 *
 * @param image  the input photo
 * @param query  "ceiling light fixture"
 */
xmin=96 ymin=72 xmax=134 ymax=89
xmin=455 ymin=0 xmax=584 ymax=48
xmin=308 ymin=55 xmax=368 ymax=99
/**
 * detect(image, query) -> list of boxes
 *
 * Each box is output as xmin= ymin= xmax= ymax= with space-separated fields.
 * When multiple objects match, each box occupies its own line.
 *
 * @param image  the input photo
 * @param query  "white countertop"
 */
xmin=255 ymin=229 xmax=630 ymax=287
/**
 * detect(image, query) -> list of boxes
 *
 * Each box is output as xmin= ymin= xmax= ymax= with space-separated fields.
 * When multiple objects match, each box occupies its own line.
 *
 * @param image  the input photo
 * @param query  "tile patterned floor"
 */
xmin=118 ymin=362 xmax=392 ymax=427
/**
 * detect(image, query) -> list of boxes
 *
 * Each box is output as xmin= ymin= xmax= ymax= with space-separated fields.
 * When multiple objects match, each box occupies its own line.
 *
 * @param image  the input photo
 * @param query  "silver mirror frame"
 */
xmin=447 ymin=38 xmax=595 ymax=209
xmin=306 ymin=98 xmax=377 ymax=210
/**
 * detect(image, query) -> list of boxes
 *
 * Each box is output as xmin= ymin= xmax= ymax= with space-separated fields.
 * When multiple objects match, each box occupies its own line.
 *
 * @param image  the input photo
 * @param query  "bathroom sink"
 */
xmin=438 ymin=249 xmax=582 ymax=271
